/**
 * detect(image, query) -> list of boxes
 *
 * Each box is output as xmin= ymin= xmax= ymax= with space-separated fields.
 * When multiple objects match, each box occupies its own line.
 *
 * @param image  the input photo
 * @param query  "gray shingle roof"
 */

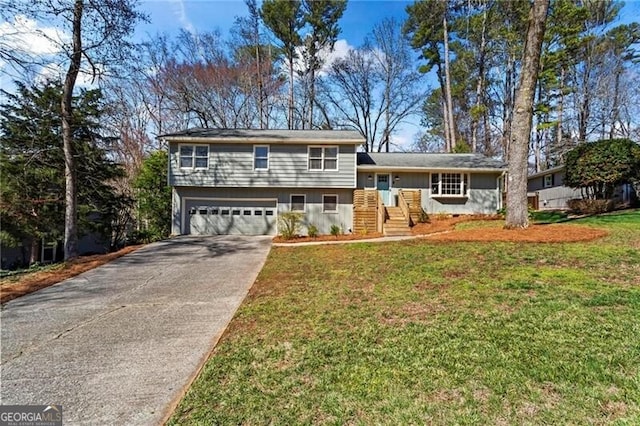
xmin=160 ymin=128 xmax=364 ymax=143
xmin=357 ymin=152 xmax=506 ymax=171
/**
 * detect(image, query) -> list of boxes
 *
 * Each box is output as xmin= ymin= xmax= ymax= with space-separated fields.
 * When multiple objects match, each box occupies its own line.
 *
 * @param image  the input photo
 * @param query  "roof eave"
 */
xmin=356 ymin=165 xmax=507 ymax=173
xmin=162 ymin=136 xmax=364 ymax=145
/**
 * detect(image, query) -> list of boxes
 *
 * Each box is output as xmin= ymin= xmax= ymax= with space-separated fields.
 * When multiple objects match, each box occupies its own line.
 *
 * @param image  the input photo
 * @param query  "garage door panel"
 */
xmin=186 ymin=199 xmax=277 ymax=235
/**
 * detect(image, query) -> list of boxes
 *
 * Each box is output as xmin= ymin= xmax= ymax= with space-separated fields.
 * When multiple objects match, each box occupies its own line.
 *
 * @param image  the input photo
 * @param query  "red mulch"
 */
xmin=0 ymin=245 xmax=143 ymax=304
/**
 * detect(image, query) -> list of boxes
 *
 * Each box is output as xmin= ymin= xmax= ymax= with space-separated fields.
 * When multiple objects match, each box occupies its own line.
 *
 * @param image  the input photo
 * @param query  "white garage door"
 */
xmin=187 ymin=199 xmax=277 ymax=235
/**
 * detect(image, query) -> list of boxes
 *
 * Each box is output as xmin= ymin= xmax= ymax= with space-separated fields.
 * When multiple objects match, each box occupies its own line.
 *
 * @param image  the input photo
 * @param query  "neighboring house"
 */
xmin=162 ymin=129 xmax=507 ymax=236
xmin=527 ymin=165 xmax=635 ymax=210
xmin=527 ymin=166 xmax=583 ymax=210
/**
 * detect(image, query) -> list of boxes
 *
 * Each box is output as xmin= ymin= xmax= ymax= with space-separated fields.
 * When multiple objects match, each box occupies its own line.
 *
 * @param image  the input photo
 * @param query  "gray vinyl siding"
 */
xmin=357 ymin=171 xmax=501 ymax=214
xmin=169 ymin=143 xmax=356 ymax=188
xmin=534 ymin=187 xmax=583 ymax=210
xmin=424 ymin=173 xmax=501 ymax=214
xmin=528 ymin=171 xmax=565 ymax=191
xmin=172 ymin=187 xmax=353 ymax=236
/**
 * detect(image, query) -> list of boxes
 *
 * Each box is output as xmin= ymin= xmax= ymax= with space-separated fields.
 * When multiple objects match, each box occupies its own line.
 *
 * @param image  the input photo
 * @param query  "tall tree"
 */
xmin=261 ymin=0 xmax=304 ymax=129
xmin=404 ymin=0 xmax=458 ymax=152
xmin=300 ymin=0 xmax=346 ymax=129
xmin=505 ymin=0 xmax=550 ymax=229
xmin=1 ymin=0 xmax=146 ymax=260
xmin=0 ymin=81 xmax=129 ymax=263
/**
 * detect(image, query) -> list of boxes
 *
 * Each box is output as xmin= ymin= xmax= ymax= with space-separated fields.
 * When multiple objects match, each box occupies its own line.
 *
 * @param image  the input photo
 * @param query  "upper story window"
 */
xmin=431 ymin=172 xmax=469 ymax=197
xmin=180 ymin=145 xmax=209 ymax=169
xmin=308 ymin=146 xmax=338 ymax=171
xmin=254 ymin=145 xmax=269 ymax=170
xmin=543 ymin=174 xmax=554 ymax=188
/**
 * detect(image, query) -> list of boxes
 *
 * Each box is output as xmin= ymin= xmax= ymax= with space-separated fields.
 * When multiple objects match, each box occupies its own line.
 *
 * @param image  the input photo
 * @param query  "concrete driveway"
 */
xmin=1 ymin=236 xmax=271 ymax=425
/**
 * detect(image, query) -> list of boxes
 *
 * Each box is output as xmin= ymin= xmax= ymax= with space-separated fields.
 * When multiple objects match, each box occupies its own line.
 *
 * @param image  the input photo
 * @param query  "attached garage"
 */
xmin=185 ymin=198 xmax=278 ymax=235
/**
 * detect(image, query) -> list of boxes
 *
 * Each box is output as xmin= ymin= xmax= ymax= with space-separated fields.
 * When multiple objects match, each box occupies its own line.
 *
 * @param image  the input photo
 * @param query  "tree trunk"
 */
xmin=471 ymin=5 xmax=488 ymax=153
xmin=62 ymin=0 xmax=83 ymax=260
xmin=308 ymin=66 xmax=315 ymax=129
xmin=287 ymin=57 xmax=294 ymax=129
xmin=443 ymin=14 xmax=456 ymax=151
xmin=505 ymin=0 xmax=549 ymax=229
xmin=502 ymin=53 xmax=515 ymax=161
xmin=556 ymin=66 xmax=565 ymax=155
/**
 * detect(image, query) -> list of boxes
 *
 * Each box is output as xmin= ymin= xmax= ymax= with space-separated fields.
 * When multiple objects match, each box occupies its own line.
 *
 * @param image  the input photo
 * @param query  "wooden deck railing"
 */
xmin=377 ymin=191 xmax=385 ymax=233
xmin=397 ymin=190 xmax=412 ymax=226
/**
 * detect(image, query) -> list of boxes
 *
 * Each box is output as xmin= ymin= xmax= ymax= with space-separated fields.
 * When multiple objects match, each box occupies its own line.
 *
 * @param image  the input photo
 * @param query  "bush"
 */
xmin=330 ymin=224 xmax=341 ymax=237
xmin=567 ymin=199 xmax=614 ymax=215
xmin=307 ymin=224 xmax=319 ymax=238
xmin=418 ymin=209 xmax=430 ymax=223
xmin=278 ymin=212 xmax=304 ymax=240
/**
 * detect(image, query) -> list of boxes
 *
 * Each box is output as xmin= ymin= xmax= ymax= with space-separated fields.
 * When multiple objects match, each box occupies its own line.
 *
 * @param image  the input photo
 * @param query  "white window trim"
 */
xmin=290 ymin=194 xmax=306 ymax=212
xmin=322 ymin=194 xmax=339 ymax=213
xmin=543 ymin=174 xmax=553 ymax=188
xmin=253 ymin=145 xmax=269 ymax=170
xmin=430 ymin=172 xmax=470 ymax=197
xmin=179 ymin=143 xmax=209 ymax=170
xmin=308 ymin=146 xmax=338 ymax=171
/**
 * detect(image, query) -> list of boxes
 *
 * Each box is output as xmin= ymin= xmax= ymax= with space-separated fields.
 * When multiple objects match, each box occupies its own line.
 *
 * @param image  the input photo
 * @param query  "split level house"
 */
xmin=162 ymin=129 xmax=507 ymax=237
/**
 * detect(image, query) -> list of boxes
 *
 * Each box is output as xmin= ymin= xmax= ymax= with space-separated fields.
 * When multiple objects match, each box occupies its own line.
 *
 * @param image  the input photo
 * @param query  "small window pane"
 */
xmin=254 ymin=158 xmax=268 ymax=169
xmin=323 ymin=195 xmax=338 ymax=212
xmin=180 ymin=146 xmax=193 ymax=156
xmin=181 ymin=157 xmax=193 ymax=168
xmin=243 ymin=210 xmax=252 ymax=216
xmin=255 ymin=146 xmax=268 ymax=157
xmin=189 ymin=207 xmax=196 ymax=215
xmin=309 ymin=159 xmax=322 ymax=170
xmin=221 ymin=209 xmax=230 ymax=216
xmin=195 ymin=146 xmax=208 ymax=156
xmin=309 ymin=147 xmax=322 ymax=157
xmin=291 ymin=195 xmax=305 ymax=211
xmin=211 ymin=209 xmax=219 ymax=215
xmin=232 ymin=210 xmax=241 ymax=216
xmin=198 ymin=209 xmax=207 ymax=215
xmin=324 ymin=159 xmax=337 ymax=170
xmin=324 ymin=147 xmax=338 ymax=158
xmin=195 ymin=158 xmax=208 ymax=168
xmin=265 ymin=210 xmax=274 ymax=216
xmin=431 ymin=174 xmax=440 ymax=194
xmin=255 ymin=210 xmax=263 ymax=216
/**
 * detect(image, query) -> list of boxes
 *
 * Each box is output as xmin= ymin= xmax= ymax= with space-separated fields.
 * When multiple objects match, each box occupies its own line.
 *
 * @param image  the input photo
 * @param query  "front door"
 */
xmin=376 ymin=174 xmax=391 ymax=205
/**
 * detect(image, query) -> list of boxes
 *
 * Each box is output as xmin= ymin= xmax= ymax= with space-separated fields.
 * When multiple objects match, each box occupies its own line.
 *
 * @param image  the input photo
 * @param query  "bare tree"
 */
xmin=505 ymin=0 xmax=549 ymax=229
xmin=1 ymin=0 xmax=146 ymax=260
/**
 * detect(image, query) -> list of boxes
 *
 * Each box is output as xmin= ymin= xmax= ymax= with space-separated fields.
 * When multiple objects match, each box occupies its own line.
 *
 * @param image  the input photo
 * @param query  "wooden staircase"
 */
xmin=353 ymin=189 xmax=422 ymax=237
xmin=383 ymin=206 xmax=412 ymax=236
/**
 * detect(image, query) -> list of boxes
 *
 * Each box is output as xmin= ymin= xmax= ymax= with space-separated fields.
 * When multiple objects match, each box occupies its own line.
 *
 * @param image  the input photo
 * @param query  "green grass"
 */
xmin=530 ymin=210 xmax=569 ymax=223
xmin=170 ymin=210 xmax=640 ymax=425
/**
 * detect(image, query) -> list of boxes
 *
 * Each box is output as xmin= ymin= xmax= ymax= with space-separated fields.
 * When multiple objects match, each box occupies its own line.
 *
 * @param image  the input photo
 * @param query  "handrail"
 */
xmin=398 ymin=190 xmax=411 ymax=226
xmin=377 ymin=191 xmax=385 ymax=233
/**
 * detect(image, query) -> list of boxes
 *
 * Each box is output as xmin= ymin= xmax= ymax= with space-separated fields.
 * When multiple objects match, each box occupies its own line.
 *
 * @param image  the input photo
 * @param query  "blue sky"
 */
xmin=136 ymin=0 xmax=413 ymax=46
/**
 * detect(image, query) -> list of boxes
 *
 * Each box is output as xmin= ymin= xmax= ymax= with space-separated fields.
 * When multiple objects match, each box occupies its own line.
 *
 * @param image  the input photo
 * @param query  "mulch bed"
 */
xmin=426 ymin=223 xmax=608 ymax=243
xmin=0 ymin=245 xmax=142 ymax=304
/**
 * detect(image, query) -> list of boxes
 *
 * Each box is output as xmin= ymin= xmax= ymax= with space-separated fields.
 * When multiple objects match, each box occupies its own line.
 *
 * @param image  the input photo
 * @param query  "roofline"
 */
xmin=356 ymin=166 xmax=507 ymax=173
xmin=528 ymin=165 xmax=565 ymax=179
xmin=161 ymin=136 xmax=364 ymax=145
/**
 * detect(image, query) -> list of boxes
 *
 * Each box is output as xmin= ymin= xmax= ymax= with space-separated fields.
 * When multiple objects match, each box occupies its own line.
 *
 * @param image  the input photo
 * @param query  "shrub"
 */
xmin=278 ymin=212 xmax=304 ymax=240
xmin=418 ymin=209 xmax=430 ymax=223
xmin=330 ymin=224 xmax=341 ymax=237
xmin=307 ymin=224 xmax=319 ymax=238
xmin=567 ymin=199 xmax=614 ymax=215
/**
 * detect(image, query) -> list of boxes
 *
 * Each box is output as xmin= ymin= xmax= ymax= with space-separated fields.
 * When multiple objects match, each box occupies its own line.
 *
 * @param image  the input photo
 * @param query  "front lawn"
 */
xmin=170 ymin=211 xmax=640 ymax=425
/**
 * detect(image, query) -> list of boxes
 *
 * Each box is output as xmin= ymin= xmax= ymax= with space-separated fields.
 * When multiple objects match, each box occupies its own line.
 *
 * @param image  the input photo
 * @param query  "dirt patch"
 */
xmin=0 ymin=245 xmax=143 ymax=304
xmin=427 ymin=223 xmax=608 ymax=243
